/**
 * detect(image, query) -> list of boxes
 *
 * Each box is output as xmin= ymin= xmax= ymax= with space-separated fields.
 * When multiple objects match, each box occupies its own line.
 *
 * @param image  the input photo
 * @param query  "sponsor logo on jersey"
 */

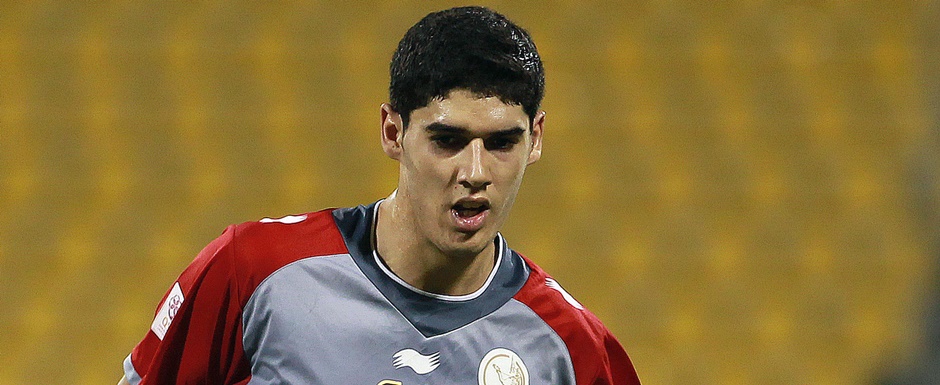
xmin=150 ymin=282 xmax=184 ymax=340
xmin=545 ymin=278 xmax=584 ymax=310
xmin=392 ymin=348 xmax=441 ymax=375
xmin=260 ymin=214 xmax=307 ymax=224
xmin=478 ymin=348 xmax=528 ymax=385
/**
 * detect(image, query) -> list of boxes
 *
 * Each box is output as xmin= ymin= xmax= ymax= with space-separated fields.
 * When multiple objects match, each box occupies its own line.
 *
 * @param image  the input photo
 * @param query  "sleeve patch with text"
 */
xmin=150 ymin=282 xmax=185 ymax=340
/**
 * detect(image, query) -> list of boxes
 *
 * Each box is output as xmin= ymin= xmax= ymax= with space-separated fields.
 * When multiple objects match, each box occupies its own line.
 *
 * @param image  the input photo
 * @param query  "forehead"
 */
xmin=409 ymin=89 xmax=529 ymax=132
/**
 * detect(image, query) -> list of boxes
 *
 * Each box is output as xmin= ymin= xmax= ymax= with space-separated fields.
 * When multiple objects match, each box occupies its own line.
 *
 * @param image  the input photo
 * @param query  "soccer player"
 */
xmin=119 ymin=6 xmax=640 ymax=385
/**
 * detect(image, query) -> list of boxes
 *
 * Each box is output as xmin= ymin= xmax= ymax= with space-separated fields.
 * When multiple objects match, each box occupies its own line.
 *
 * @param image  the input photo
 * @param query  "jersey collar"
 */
xmin=332 ymin=201 xmax=529 ymax=337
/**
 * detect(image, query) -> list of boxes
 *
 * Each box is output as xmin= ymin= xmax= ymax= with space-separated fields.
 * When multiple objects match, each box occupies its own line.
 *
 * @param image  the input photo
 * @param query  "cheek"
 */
xmin=492 ymin=161 xmax=528 ymax=203
xmin=403 ymin=152 xmax=450 ymax=186
xmin=426 ymin=161 xmax=456 ymax=187
xmin=497 ymin=155 xmax=528 ymax=181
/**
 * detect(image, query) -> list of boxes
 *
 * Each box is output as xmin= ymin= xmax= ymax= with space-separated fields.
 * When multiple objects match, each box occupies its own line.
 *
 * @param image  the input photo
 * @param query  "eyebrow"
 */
xmin=425 ymin=122 xmax=526 ymax=137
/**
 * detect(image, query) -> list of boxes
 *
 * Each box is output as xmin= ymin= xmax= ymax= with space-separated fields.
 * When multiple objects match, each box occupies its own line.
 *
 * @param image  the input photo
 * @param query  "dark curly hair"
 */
xmin=389 ymin=6 xmax=545 ymax=128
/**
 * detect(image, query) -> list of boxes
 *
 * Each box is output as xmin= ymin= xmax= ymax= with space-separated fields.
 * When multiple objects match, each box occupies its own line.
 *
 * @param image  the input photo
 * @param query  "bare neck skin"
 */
xmin=375 ymin=192 xmax=497 ymax=296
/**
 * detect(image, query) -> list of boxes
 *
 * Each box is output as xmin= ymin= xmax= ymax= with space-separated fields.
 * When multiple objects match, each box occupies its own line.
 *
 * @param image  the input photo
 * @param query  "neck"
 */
xmin=375 ymin=193 xmax=497 ymax=296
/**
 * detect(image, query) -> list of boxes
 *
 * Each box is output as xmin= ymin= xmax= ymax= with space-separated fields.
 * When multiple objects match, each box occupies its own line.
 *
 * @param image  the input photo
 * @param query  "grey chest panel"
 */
xmin=241 ymin=254 xmax=575 ymax=385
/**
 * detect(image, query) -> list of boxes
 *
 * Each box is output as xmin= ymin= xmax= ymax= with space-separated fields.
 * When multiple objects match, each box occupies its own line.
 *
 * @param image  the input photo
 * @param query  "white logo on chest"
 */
xmin=392 ymin=349 xmax=441 ymax=375
xmin=478 ymin=348 xmax=528 ymax=385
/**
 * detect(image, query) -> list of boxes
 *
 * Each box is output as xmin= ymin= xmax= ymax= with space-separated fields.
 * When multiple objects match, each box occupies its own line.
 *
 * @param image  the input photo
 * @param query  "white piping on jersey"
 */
xmin=371 ymin=199 xmax=504 ymax=302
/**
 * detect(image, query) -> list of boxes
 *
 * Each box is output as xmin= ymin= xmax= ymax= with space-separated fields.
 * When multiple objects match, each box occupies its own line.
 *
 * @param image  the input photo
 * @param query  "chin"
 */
xmin=439 ymin=232 xmax=493 ymax=259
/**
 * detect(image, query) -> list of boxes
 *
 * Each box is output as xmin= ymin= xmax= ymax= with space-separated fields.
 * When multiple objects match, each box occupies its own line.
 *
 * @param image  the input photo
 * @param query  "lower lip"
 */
xmin=452 ymin=208 xmax=488 ymax=232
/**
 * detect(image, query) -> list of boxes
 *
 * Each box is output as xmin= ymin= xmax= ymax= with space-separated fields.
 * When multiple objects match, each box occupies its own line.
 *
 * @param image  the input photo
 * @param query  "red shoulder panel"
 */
xmin=128 ymin=208 xmax=348 ymax=385
xmin=513 ymin=255 xmax=641 ymax=385
xmin=230 ymin=208 xmax=349 ymax=304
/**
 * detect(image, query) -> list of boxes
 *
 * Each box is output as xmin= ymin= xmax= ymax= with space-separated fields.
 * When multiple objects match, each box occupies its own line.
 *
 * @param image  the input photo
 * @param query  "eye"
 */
xmin=431 ymin=135 xmax=467 ymax=150
xmin=485 ymin=136 xmax=519 ymax=151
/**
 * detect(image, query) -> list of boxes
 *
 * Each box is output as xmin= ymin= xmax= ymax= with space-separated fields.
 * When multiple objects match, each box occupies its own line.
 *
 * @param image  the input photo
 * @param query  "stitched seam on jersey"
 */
xmin=230 ymin=224 xmax=243 ymax=312
xmin=510 ymin=297 xmax=579 ymax=382
xmin=242 ymin=253 xmax=353 ymax=315
xmin=230 ymin=224 xmax=252 ymax=375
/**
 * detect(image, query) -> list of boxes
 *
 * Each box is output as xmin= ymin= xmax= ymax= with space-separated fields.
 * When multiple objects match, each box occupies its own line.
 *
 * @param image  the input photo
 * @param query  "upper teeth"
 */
xmin=460 ymin=202 xmax=484 ymax=209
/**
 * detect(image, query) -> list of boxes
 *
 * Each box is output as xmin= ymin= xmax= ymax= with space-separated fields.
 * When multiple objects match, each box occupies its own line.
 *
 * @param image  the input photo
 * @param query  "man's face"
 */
xmin=383 ymin=89 xmax=543 ymax=258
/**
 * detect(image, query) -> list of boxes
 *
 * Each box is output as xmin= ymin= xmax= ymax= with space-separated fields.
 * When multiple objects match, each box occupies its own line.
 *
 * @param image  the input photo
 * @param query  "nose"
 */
xmin=457 ymin=139 xmax=491 ymax=190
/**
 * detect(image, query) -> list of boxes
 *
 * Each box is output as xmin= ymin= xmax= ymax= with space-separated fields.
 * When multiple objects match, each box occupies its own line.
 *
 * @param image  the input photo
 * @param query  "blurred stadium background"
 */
xmin=1 ymin=1 xmax=938 ymax=384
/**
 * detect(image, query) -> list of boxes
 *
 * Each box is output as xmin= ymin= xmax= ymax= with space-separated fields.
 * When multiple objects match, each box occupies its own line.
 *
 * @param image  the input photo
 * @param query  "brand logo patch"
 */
xmin=259 ymin=214 xmax=307 ymax=224
xmin=545 ymin=278 xmax=584 ymax=310
xmin=478 ymin=348 xmax=528 ymax=385
xmin=151 ymin=282 xmax=184 ymax=340
xmin=392 ymin=349 xmax=441 ymax=375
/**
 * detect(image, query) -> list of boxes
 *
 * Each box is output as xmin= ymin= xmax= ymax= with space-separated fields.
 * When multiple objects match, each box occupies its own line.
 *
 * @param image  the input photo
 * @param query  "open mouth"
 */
xmin=453 ymin=200 xmax=489 ymax=218
xmin=451 ymin=198 xmax=490 ymax=231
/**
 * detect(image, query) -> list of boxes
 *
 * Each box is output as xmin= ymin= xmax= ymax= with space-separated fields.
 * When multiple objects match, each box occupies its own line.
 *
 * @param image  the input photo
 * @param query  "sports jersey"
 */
xmin=124 ymin=201 xmax=641 ymax=385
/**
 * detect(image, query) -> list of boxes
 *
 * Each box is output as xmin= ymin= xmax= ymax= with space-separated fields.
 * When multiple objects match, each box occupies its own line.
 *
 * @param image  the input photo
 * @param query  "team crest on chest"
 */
xmin=478 ymin=348 xmax=528 ymax=385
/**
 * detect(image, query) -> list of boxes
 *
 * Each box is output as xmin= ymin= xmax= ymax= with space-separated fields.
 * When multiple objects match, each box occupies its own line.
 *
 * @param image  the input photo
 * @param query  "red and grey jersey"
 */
xmin=124 ymin=201 xmax=640 ymax=385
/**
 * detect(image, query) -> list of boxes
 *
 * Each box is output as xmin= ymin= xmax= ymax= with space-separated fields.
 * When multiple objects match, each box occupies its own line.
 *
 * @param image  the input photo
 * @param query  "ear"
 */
xmin=527 ymin=110 xmax=545 ymax=165
xmin=380 ymin=103 xmax=405 ymax=161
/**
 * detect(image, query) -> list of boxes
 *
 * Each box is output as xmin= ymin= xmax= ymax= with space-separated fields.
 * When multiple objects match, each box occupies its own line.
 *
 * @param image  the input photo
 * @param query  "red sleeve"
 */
xmin=125 ymin=225 xmax=251 ymax=385
xmin=513 ymin=256 xmax=641 ymax=385
xmin=594 ymin=330 xmax=641 ymax=385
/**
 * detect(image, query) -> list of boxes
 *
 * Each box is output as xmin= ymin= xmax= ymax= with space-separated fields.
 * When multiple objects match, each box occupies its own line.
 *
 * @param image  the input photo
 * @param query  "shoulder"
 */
xmin=513 ymin=254 xmax=640 ymax=383
xmin=512 ymin=255 xmax=608 ymax=342
xmin=229 ymin=208 xmax=349 ymax=284
xmin=229 ymin=209 xmax=348 ymax=260
xmin=184 ymin=208 xmax=350 ymax=302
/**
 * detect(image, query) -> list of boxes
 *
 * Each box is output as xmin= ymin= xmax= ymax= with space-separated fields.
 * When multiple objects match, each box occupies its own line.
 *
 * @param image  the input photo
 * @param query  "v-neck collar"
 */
xmin=332 ymin=201 xmax=529 ymax=337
